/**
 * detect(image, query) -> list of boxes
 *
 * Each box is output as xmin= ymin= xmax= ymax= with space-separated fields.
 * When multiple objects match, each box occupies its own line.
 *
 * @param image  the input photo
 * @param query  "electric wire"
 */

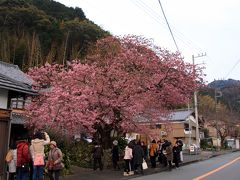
xmin=71 ymin=0 xmax=205 ymax=54
xmin=157 ymin=0 xmax=179 ymax=52
xmin=138 ymin=0 xmax=204 ymax=53
xmin=225 ymin=58 xmax=240 ymax=79
xmin=130 ymin=0 xmax=204 ymax=54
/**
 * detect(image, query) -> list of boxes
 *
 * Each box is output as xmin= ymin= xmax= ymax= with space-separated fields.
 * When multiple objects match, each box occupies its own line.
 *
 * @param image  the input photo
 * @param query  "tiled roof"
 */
xmin=0 ymin=61 xmax=33 ymax=85
xmin=168 ymin=110 xmax=194 ymax=121
xmin=0 ymin=61 xmax=37 ymax=95
xmin=136 ymin=109 xmax=194 ymax=123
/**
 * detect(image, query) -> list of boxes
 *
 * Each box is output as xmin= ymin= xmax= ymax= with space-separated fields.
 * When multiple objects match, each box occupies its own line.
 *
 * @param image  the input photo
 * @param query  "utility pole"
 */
xmin=188 ymin=116 xmax=191 ymax=149
xmin=192 ymin=53 xmax=206 ymax=148
xmin=215 ymin=88 xmax=222 ymax=150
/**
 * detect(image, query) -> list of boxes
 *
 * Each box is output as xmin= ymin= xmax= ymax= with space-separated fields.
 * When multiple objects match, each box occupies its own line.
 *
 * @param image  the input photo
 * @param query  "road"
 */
xmin=132 ymin=151 xmax=240 ymax=180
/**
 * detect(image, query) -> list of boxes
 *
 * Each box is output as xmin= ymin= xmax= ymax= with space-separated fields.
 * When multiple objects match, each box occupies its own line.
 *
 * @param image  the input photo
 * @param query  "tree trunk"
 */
xmin=93 ymin=108 xmax=123 ymax=149
xmin=93 ymin=123 xmax=113 ymax=149
xmin=220 ymin=136 xmax=225 ymax=148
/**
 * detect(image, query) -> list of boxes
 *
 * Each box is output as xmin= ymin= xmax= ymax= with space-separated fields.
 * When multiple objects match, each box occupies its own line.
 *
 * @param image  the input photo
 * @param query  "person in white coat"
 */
xmin=123 ymin=143 xmax=133 ymax=176
xmin=30 ymin=131 xmax=50 ymax=180
xmin=7 ymin=142 xmax=17 ymax=180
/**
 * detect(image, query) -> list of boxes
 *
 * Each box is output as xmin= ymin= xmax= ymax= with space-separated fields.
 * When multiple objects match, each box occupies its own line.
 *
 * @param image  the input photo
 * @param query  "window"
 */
xmin=184 ymin=123 xmax=189 ymax=131
xmin=11 ymin=97 xmax=25 ymax=109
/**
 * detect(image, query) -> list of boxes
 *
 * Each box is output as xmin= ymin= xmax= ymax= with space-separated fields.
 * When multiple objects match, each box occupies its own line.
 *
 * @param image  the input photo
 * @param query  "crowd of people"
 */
xmin=124 ymin=140 xmax=183 ymax=176
xmin=5 ymin=131 xmax=64 ymax=180
xmin=6 ymin=133 xmax=183 ymax=179
xmin=152 ymin=139 xmax=184 ymax=171
xmin=122 ymin=138 xmax=183 ymax=176
xmin=91 ymin=138 xmax=184 ymax=177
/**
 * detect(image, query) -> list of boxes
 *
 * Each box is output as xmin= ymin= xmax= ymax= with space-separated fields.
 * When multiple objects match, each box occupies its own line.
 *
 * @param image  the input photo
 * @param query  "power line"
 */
xmin=79 ymin=0 xmax=205 ymax=55
xmin=225 ymin=58 xmax=240 ymax=79
xmin=138 ymin=0 xmax=204 ymax=53
xmin=157 ymin=0 xmax=179 ymax=52
xmin=130 ymin=0 xmax=204 ymax=53
xmin=131 ymin=0 xmax=179 ymax=50
xmin=130 ymin=0 xmax=166 ymax=28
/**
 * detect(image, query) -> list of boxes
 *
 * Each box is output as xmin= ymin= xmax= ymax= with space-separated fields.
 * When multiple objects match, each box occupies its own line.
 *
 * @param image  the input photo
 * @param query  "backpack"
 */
xmin=5 ymin=150 xmax=13 ymax=163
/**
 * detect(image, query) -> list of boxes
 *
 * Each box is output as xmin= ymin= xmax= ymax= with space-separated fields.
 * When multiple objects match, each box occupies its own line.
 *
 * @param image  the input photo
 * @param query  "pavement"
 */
xmin=60 ymin=149 xmax=238 ymax=180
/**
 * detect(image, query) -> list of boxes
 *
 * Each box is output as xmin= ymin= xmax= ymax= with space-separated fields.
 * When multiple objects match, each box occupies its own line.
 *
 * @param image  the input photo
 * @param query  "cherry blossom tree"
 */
xmin=26 ymin=36 xmax=203 ymax=147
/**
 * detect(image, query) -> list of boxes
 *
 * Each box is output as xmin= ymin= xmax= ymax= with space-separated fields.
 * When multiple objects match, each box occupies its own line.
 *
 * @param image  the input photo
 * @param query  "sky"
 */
xmin=56 ymin=0 xmax=240 ymax=83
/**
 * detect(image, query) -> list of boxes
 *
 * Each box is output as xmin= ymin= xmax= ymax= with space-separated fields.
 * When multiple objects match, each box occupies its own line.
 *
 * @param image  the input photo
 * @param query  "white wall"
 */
xmin=236 ymin=139 xmax=239 ymax=149
xmin=0 ymin=88 xmax=8 ymax=109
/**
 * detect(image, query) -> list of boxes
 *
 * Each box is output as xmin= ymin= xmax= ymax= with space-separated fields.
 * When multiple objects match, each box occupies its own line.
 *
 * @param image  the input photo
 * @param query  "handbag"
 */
xmin=53 ymin=162 xmax=64 ymax=170
xmin=47 ymin=160 xmax=54 ymax=170
xmin=5 ymin=150 xmax=13 ymax=163
xmin=33 ymin=153 xmax=45 ymax=166
xmin=48 ymin=148 xmax=64 ymax=170
xmin=47 ymin=161 xmax=64 ymax=170
xmin=142 ymin=159 xmax=148 ymax=170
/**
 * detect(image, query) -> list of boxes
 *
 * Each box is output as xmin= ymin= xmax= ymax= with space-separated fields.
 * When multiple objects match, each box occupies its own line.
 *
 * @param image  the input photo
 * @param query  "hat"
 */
xmin=113 ymin=140 xmax=118 ymax=145
xmin=50 ymin=141 xmax=57 ymax=147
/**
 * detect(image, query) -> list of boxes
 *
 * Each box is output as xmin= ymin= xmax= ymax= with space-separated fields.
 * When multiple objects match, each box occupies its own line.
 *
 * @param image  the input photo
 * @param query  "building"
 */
xmin=0 ymin=61 xmax=36 ymax=180
xmin=204 ymin=122 xmax=217 ymax=138
xmin=128 ymin=109 xmax=202 ymax=149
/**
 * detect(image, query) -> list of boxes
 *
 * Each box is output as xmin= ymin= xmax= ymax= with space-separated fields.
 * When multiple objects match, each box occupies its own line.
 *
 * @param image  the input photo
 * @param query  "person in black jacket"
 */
xmin=111 ymin=140 xmax=120 ymax=170
xmin=176 ymin=139 xmax=183 ymax=162
xmin=172 ymin=143 xmax=181 ymax=169
xmin=141 ymin=141 xmax=148 ymax=160
xmin=92 ymin=142 xmax=104 ymax=171
xmin=161 ymin=139 xmax=168 ymax=167
xmin=133 ymin=141 xmax=144 ymax=175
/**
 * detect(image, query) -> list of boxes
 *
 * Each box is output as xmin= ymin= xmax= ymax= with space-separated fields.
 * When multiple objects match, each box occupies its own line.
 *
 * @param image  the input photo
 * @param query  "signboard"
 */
xmin=190 ymin=145 xmax=195 ymax=152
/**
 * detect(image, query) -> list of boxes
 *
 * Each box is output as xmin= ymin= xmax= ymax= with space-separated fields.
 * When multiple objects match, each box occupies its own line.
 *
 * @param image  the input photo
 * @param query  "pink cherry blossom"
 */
xmin=25 ymin=35 xmax=204 ymax=141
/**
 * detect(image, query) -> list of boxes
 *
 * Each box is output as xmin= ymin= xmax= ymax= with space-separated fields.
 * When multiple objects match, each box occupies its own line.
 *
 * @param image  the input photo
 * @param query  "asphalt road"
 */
xmin=131 ymin=151 xmax=240 ymax=180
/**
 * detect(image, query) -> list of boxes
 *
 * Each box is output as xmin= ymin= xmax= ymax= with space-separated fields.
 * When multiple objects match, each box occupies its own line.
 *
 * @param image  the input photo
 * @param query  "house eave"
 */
xmin=0 ymin=84 xmax=37 ymax=95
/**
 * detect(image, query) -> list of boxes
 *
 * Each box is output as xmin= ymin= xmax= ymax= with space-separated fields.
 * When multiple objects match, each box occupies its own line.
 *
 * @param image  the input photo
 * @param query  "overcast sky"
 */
xmin=56 ymin=0 xmax=240 ymax=83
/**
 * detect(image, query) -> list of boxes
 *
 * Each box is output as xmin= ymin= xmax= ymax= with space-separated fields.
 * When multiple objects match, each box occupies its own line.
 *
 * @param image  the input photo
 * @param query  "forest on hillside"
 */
xmin=198 ymin=79 xmax=240 ymax=141
xmin=199 ymin=79 xmax=240 ymax=126
xmin=207 ymin=79 xmax=240 ymax=114
xmin=0 ymin=0 xmax=109 ymax=70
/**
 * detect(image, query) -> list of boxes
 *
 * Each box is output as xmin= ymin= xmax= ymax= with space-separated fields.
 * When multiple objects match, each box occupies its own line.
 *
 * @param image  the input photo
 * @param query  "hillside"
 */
xmin=202 ymin=79 xmax=240 ymax=115
xmin=27 ymin=0 xmax=86 ymax=21
xmin=0 ymin=0 xmax=109 ymax=70
xmin=208 ymin=79 xmax=240 ymax=89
